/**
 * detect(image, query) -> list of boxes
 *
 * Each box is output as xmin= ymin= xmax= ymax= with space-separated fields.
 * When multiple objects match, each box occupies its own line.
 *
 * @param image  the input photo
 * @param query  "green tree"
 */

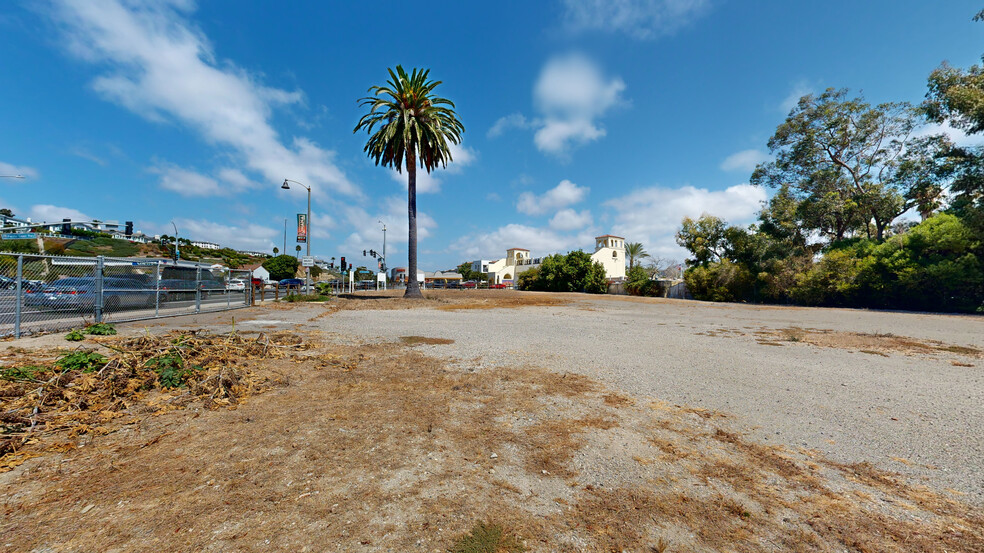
xmin=273 ymin=247 xmax=279 ymax=255
xmin=0 ymin=208 xmax=14 ymax=218
xmin=262 ymin=255 xmax=299 ymax=281
xmin=675 ymin=215 xmax=728 ymax=267
xmin=624 ymin=242 xmax=650 ymax=270
xmin=295 ymin=245 xmax=302 ymax=258
xmin=455 ymin=261 xmax=484 ymax=282
xmin=924 ymin=16 xmax=984 ymax=234
xmin=517 ymin=251 xmax=607 ymax=294
xmin=752 ymin=88 xmax=942 ymax=240
xmin=355 ymin=66 xmax=464 ymax=299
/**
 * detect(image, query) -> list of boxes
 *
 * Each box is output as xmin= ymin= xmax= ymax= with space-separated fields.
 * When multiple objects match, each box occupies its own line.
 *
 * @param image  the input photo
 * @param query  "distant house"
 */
xmin=241 ymin=261 xmax=271 ymax=282
xmin=191 ymin=241 xmax=220 ymax=250
xmin=476 ymin=234 xmax=627 ymax=285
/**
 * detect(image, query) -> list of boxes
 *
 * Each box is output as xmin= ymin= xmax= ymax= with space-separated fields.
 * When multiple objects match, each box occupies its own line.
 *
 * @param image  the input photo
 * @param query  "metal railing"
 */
xmin=0 ymin=253 xmax=252 ymax=338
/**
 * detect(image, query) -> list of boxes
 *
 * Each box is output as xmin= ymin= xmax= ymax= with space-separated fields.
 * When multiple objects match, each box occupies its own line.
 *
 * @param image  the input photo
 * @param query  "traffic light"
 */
xmin=340 ymin=257 xmax=346 ymax=272
xmin=363 ymin=250 xmax=367 ymax=256
xmin=369 ymin=249 xmax=376 ymax=258
xmin=62 ymin=218 xmax=71 ymax=235
xmin=125 ymin=221 xmax=133 ymax=237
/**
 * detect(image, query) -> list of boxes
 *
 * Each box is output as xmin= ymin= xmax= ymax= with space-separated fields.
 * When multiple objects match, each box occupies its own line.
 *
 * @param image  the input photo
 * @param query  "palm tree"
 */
xmin=295 ymin=245 xmax=302 ymax=258
xmin=354 ymin=66 xmax=464 ymax=298
xmin=273 ymin=247 xmax=279 ymax=255
xmin=625 ymin=242 xmax=650 ymax=270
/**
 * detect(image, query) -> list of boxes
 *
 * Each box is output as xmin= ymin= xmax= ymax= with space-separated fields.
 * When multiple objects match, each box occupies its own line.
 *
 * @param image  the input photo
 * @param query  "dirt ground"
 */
xmin=1 ymin=292 xmax=982 ymax=552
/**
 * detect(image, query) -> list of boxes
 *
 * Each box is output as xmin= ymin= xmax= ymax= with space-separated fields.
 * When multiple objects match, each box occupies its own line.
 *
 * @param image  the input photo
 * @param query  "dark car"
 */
xmin=158 ymin=279 xmax=197 ymax=302
xmin=25 ymin=277 xmax=155 ymax=311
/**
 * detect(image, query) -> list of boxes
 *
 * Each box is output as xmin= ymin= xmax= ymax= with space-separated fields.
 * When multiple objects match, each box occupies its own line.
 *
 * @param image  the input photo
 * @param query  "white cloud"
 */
xmin=561 ymin=0 xmax=711 ymax=40
xmin=532 ymin=54 xmax=625 ymax=156
xmin=549 ymin=208 xmax=593 ymax=231
xmin=517 ymin=179 xmax=589 ymax=215
xmin=29 ymin=204 xmax=91 ymax=223
xmin=606 ymin=183 xmax=767 ymax=258
xmin=171 ymin=218 xmax=279 ymax=252
xmin=153 ymin=164 xmax=222 ymax=196
xmin=388 ymin=142 xmax=477 ymax=194
xmin=913 ymin=121 xmax=984 ymax=148
xmin=48 ymin=0 xmax=357 ymax=199
xmin=781 ymin=81 xmax=816 ymax=114
xmin=0 ymin=161 xmax=39 ymax=179
xmin=720 ymin=149 xmax=772 ymax=173
xmin=150 ymin=163 xmax=266 ymax=197
xmin=450 ymin=224 xmax=597 ymax=260
xmin=68 ymin=146 xmax=107 ymax=166
xmin=487 ymin=113 xmax=530 ymax=138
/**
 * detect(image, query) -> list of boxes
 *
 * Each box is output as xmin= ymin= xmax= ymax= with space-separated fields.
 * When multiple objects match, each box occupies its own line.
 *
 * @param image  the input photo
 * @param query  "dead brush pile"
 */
xmin=0 ymin=330 xmax=305 ymax=471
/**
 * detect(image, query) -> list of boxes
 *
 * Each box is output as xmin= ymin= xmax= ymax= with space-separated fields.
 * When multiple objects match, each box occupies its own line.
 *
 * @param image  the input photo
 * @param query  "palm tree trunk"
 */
xmin=405 ymin=148 xmax=424 ymax=299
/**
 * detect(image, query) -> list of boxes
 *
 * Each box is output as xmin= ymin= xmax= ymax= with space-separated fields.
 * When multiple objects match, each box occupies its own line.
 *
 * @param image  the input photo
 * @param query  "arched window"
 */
xmin=612 ymin=251 xmax=617 ymax=258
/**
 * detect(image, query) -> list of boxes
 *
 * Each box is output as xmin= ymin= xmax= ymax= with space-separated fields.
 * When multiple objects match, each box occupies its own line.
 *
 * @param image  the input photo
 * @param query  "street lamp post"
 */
xmin=378 ymin=220 xmax=387 ymax=274
xmin=171 ymin=221 xmax=179 ymax=262
xmin=0 ymin=175 xmax=25 ymax=179
xmin=281 ymin=179 xmax=311 ymax=292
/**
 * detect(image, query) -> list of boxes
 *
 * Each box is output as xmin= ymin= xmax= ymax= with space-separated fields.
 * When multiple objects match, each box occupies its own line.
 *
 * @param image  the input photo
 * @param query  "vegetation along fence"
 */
xmin=0 ymin=253 xmax=252 ymax=338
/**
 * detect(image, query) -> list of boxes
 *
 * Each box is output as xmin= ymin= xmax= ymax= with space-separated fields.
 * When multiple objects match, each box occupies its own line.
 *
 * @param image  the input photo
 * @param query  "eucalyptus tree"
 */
xmin=752 ymin=88 xmax=944 ymax=240
xmin=355 ymin=66 xmax=464 ymax=298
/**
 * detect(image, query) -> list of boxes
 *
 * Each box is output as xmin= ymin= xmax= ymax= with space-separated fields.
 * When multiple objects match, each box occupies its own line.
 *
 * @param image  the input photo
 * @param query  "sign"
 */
xmin=301 ymin=256 xmax=315 ymax=267
xmin=296 ymin=213 xmax=307 ymax=243
xmin=2 ymin=233 xmax=37 ymax=240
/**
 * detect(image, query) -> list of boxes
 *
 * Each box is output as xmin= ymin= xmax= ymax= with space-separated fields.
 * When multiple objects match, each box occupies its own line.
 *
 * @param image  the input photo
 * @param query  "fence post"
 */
xmin=14 ymin=254 xmax=23 ymax=338
xmin=94 ymin=256 xmax=105 ymax=323
xmin=154 ymin=261 xmax=161 ymax=317
xmin=195 ymin=265 xmax=202 ymax=314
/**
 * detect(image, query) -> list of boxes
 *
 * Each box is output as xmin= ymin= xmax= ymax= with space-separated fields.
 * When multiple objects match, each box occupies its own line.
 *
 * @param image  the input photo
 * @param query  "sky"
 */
xmin=1 ymin=0 xmax=983 ymax=270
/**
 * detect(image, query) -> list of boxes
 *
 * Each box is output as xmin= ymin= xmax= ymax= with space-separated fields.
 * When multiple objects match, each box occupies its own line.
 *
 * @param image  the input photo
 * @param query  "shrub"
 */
xmin=684 ymin=260 xmax=754 ymax=302
xmin=519 ymin=251 xmax=607 ymax=293
xmin=55 ymin=351 xmax=108 ymax=373
xmin=262 ymin=255 xmax=300 ymax=282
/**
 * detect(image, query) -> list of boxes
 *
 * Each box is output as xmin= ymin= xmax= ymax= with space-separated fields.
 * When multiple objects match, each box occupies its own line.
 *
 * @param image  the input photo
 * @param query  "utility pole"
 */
xmin=283 ymin=218 xmax=287 ymax=256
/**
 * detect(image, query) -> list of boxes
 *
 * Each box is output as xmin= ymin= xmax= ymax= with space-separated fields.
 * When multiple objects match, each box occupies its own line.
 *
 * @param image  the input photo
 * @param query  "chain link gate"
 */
xmin=0 ymin=253 xmax=253 ymax=338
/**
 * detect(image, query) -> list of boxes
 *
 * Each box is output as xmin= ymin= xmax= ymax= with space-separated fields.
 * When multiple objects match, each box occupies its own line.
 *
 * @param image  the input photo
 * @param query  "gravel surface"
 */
xmin=317 ymin=295 xmax=984 ymax=504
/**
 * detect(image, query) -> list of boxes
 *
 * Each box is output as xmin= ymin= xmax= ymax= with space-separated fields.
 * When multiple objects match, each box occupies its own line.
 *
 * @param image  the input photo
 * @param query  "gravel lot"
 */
xmin=318 ymin=293 xmax=984 ymax=504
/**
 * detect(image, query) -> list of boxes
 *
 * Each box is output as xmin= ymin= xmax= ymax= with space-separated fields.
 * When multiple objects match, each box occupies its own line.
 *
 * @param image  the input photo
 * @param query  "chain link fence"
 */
xmin=0 ymin=253 xmax=252 ymax=338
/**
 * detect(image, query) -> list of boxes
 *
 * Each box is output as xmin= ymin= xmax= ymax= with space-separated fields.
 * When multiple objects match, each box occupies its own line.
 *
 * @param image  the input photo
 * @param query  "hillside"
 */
xmin=0 ymin=236 xmax=268 ymax=269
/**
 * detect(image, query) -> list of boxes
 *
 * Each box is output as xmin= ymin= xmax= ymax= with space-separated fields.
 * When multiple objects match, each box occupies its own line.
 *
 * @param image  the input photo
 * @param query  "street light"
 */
xmin=170 ymin=221 xmax=179 ymax=261
xmin=281 ymin=179 xmax=311 ymax=292
xmin=378 ymin=220 xmax=387 ymax=274
xmin=0 ymin=175 xmax=25 ymax=179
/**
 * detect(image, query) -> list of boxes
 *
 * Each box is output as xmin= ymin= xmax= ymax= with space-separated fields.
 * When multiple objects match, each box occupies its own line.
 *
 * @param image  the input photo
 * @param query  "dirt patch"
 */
xmin=1 ymin=339 xmax=982 ymax=552
xmin=399 ymin=336 xmax=455 ymax=346
xmin=300 ymin=290 xmax=570 ymax=316
xmin=750 ymin=327 xmax=983 ymax=359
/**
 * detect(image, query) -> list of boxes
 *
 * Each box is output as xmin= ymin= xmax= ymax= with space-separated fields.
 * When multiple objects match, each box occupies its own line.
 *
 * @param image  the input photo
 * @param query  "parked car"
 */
xmin=157 ymin=279 xmax=197 ymax=302
xmin=279 ymin=278 xmax=304 ymax=288
xmin=462 ymin=280 xmax=477 ymax=289
xmin=490 ymin=283 xmax=507 ymax=289
xmin=226 ymin=278 xmax=246 ymax=291
xmin=25 ymin=277 xmax=155 ymax=311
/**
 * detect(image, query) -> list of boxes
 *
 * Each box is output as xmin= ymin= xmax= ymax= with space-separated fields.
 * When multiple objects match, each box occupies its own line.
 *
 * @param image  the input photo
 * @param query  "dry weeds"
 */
xmin=1 ymin=334 xmax=981 ymax=552
xmin=0 ymin=330 xmax=302 ymax=471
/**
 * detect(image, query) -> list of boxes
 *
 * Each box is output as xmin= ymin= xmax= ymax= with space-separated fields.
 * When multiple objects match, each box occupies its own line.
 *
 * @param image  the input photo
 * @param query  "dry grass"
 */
xmin=1 ymin=333 xmax=982 ymax=552
xmin=747 ymin=326 xmax=983 ymax=359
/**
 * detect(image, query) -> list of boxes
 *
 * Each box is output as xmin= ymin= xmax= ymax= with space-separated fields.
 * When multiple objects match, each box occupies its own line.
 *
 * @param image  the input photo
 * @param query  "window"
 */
xmin=612 ymin=251 xmax=617 ymax=258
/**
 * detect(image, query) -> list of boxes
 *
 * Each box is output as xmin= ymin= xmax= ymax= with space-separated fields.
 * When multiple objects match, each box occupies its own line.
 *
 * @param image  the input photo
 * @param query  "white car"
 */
xmin=226 ymin=278 xmax=246 ymax=291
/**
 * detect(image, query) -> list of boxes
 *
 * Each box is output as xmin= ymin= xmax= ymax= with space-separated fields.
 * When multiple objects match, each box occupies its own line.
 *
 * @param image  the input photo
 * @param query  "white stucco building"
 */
xmin=477 ymin=234 xmax=626 ymax=285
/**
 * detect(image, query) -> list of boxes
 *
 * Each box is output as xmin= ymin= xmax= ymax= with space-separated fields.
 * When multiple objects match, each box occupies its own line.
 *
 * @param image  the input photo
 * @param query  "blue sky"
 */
xmin=1 ymin=0 xmax=982 ymax=270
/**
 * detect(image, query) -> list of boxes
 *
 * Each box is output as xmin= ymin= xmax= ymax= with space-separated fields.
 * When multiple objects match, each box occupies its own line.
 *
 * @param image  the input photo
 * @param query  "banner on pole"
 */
xmin=296 ymin=213 xmax=307 ymax=243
